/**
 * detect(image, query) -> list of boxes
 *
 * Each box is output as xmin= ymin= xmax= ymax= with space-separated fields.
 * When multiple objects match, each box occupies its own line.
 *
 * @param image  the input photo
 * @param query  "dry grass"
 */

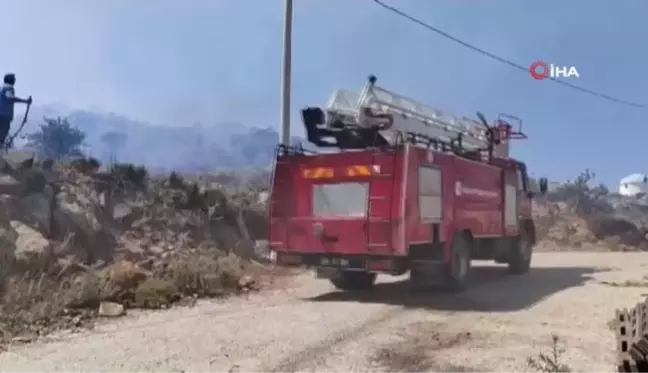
xmin=0 ymin=272 xmax=116 ymax=338
xmin=527 ymin=335 xmax=571 ymax=373
xmin=373 ymin=324 xmax=573 ymax=372
xmin=370 ymin=321 xmax=476 ymax=372
xmin=600 ymin=275 xmax=648 ymax=288
xmin=0 ymin=250 xmax=252 ymax=341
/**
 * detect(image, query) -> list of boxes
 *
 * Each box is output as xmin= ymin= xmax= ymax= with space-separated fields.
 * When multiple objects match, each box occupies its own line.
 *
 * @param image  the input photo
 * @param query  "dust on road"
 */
xmin=0 ymin=252 xmax=645 ymax=372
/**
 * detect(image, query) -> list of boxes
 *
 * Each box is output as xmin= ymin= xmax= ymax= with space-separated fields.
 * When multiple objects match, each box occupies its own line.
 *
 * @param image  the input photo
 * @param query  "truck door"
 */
xmin=517 ymin=168 xmax=532 ymax=218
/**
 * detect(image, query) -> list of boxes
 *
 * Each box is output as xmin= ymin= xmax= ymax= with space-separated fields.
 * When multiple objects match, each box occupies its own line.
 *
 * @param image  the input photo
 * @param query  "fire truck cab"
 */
xmin=268 ymin=75 xmax=547 ymax=292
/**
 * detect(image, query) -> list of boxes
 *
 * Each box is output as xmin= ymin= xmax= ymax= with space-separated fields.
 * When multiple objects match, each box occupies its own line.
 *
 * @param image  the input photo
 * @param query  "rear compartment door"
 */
xmin=285 ymin=150 xmax=401 ymax=256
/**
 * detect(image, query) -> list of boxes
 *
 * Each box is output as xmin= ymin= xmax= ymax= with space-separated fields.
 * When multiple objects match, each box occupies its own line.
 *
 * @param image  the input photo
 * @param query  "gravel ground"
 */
xmin=1 ymin=251 xmax=647 ymax=372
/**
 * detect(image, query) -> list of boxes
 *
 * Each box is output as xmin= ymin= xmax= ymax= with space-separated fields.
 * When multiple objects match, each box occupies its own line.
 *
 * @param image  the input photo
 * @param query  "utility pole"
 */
xmin=280 ymin=0 xmax=293 ymax=146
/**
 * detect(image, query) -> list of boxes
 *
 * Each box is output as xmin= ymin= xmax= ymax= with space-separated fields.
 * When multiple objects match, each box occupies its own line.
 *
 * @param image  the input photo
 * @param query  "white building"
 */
xmin=619 ymin=173 xmax=648 ymax=197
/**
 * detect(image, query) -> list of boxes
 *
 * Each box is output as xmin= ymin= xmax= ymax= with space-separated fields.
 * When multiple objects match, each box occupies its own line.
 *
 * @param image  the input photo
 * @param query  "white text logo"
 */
xmin=529 ymin=60 xmax=580 ymax=80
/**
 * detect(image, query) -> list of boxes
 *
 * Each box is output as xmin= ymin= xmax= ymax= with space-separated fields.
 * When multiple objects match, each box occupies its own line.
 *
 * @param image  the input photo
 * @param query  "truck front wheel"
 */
xmin=508 ymin=228 xmax=532 ymax=274
xmin=330 ymin=271 xmax=377 ymax=291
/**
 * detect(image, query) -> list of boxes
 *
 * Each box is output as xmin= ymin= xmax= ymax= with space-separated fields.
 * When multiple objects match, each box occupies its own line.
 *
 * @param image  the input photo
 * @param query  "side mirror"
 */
xmin=538 ymin=177 xmax=548 ymax=195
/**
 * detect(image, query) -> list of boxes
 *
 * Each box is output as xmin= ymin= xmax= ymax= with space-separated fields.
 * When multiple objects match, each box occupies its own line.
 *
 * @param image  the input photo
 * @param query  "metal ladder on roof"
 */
xmin=326 ymin=76 xmax=490 ymax=150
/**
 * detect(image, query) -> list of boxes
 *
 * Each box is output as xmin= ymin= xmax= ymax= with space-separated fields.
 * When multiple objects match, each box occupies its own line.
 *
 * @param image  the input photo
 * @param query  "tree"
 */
xmin=100 ymin=131 xmax=127 ymax=151
xmin=100 ymin=131 xmax=127 ymax=165
xmin=25 ymin=116 xmax=86 ymax=159
xmin=550 ymin=169 xmax=611 ymax=215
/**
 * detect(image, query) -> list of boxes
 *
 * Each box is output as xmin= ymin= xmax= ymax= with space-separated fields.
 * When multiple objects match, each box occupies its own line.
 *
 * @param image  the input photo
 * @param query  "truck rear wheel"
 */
xmin=330 ymin=271 xmax=377 ymax=291
xmin=508 ymin=228 xmax=532 ymax=274
xmin=442 ymin=234 xmax=472 ymax=292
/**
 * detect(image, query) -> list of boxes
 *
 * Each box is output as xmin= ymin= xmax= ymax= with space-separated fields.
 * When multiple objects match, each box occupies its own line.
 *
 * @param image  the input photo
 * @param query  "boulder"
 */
xmin=12 ymin=185 xmax=55 ymax=236
xmin=19 ymin=168 xmax=47 ymax=195
xmin=55 ymin=198 xmax=101 ymax=236
xmin=11 ymin=220 xmax=52 ymax=270
xmin=113 ymin=203 xmax=133 ymax=221
xmin=54 ymin=186 xmax=115 ymax=263
xmin=237 ymin=275 xmax=256 ymax=290
xmin=0 ymin=195 xmax=18 ymax=269
xmin=98 ymin=301 xmax=125 ymax=317
xmin=257 ymin=191 xmax=270 ymax=205
xmin=112 ymin=202 xmax=142 ymax=228
xmin=0 ymin=174 xmax=23 ymax=196
xmin=0 ymin=221 xmax=17 ymax=270
xmin=0 ymin=151 xmax=34 ymax=174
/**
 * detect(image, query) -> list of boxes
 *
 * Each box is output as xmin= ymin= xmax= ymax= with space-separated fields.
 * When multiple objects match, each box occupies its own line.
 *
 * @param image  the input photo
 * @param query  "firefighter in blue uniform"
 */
xmin=0 ymin=73 xmax=32 ymax=147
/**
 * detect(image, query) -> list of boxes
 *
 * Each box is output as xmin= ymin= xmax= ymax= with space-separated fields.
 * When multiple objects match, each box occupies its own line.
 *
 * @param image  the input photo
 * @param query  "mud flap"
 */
xmin=408 ymin=260 xmax=446 ymax=288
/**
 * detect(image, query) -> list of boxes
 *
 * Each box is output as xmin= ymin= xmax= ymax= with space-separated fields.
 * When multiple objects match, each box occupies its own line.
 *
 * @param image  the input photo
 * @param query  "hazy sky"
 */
xmin=3 ymin=0 xmax=647 ymax=185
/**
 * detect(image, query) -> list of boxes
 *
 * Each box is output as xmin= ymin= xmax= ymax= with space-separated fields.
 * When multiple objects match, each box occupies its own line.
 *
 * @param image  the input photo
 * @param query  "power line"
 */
xmin=371 ymin=0 xmax=646 ymax=109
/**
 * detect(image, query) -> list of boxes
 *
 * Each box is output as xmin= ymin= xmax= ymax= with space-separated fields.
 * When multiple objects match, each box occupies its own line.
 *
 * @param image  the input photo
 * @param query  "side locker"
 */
xmin=503 ymin=170 xmax=519 ymax=236
xmin=419 ymin=162 xmax=444 ymax=242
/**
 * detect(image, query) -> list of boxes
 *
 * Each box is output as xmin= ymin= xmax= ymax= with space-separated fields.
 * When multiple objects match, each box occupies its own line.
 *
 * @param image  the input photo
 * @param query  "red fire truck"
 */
xmin=268 ymin=75 xmax=547 ymax=292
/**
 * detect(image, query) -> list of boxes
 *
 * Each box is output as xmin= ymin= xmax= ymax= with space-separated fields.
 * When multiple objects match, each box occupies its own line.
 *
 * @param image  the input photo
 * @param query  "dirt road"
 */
xmin=1 ymin=251 xmax=646 ymax=372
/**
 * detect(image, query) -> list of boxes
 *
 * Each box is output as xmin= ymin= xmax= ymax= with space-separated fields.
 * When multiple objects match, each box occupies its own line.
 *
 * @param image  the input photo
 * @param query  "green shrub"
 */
xmin=133 ymin=278 xmax=180 ymax=309
xmin=70 ymin=157 xmax=101 ymax=175
xmin=111 ymin=163 xmax=148 ymax=189
xmin=154 ymin=251 xmax=244 ymax=297
xmin=168 ymin=171 xmax=185 ymax=189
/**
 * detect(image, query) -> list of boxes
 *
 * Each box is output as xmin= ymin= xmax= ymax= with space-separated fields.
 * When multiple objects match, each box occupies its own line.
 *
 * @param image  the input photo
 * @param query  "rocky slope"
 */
xmin=0 ymin=151 xmax=277 ymax=339
xmin=0 ymin=152 xmax=270 ymax=272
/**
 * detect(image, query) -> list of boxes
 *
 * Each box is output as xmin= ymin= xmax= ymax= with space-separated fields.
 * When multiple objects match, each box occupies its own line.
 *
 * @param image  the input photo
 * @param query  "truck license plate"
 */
xmin=321 ymin=257 xmax=349 ymax=267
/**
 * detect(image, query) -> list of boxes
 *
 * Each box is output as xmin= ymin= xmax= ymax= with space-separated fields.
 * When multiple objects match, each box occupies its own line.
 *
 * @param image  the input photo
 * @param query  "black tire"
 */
xmin=508 ymin=228 xmax=532 ymax=274
xmin=442 ymin=234 xmax=472 ymax=292
xmin=330 ymin=271 xmax=377 ymax=291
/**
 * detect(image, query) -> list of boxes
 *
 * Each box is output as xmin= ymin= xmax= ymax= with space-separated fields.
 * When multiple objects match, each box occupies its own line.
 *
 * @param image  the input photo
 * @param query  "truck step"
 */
xmin=410 ymin=259 xmax=445 ymax=266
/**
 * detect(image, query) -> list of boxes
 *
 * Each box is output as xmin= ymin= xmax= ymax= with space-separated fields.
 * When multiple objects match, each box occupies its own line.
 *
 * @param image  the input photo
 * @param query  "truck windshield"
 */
xmin=313 ymin=182 xmax=368 ymax=218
